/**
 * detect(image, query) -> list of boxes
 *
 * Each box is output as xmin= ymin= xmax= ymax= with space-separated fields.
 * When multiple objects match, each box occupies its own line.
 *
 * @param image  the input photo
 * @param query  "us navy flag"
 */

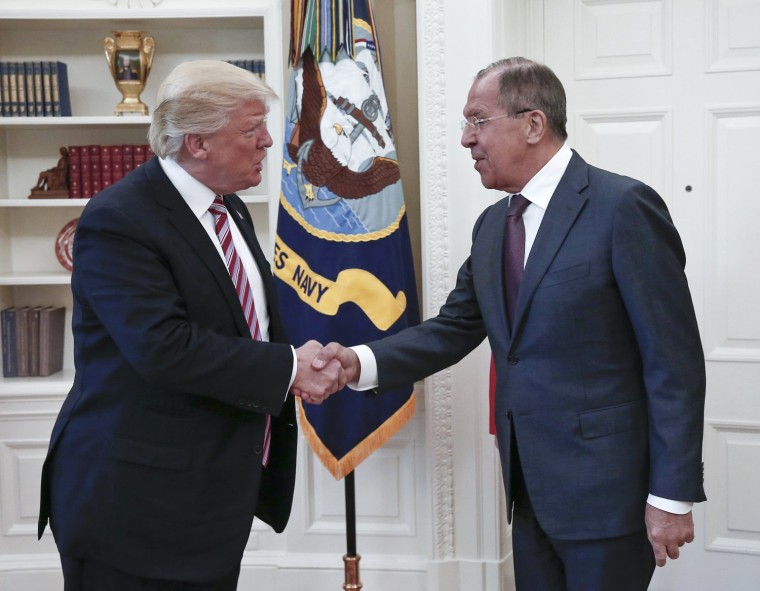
xmin=275 ymin=0 xmax=419 ymax=478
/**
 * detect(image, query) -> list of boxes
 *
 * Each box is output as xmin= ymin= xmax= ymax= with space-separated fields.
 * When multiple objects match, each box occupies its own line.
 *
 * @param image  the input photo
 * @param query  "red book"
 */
xmin=89 ymin=145 xmax=103 ymax=195
xmin=133 ymin=144 xmax=147 ymax=168
xmin=111 ymin=145 xmax=124 ymax=183
xmin=100 ymin=145 xmax=113 ymax=189
xmin=67 ymin=145 xmax=83 ymax=198
xmin=145 ymin=144 xmax=155 ymax=161
xmin=123 ymin=144 xmax=135 ymax=175
xmin=80 ymin=144 xmax=93 ymax=198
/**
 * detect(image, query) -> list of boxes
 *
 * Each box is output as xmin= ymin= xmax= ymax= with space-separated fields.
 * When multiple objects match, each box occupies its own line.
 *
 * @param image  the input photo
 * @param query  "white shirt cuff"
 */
xmin=647 ymin=494 xmax=692 ymax=514
xmin=348 ymin=345 xmax=378 ymax=391
xmin=287 ymin=346 xmax=297 ymax=399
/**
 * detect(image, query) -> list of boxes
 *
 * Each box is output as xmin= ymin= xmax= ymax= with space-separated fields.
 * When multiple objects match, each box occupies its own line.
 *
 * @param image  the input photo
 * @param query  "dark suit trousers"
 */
xmin=61 ymin=557 xmax=240 ymax=591
xmin=511 ymin=455 xmax=656 ymax=591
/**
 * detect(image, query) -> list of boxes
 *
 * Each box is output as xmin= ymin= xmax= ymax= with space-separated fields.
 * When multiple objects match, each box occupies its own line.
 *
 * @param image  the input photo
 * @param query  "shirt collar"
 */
xmin=158 ymin=157 xmax=217 ymax=220
xmin=511 ymin=143 xmax=573 ymax=210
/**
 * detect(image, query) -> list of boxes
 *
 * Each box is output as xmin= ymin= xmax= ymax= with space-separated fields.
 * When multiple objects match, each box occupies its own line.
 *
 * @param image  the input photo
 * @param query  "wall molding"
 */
xmin=417 ymin=0 xmax=455 ymax=563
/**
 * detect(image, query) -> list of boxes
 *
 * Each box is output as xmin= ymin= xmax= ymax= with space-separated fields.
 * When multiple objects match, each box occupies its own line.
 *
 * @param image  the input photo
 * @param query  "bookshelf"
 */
xmin=0 ymin=1 xmax=285 ymax=394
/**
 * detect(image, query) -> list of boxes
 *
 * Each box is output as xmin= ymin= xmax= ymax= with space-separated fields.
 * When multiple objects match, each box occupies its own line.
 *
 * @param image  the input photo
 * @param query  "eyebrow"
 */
xmin=245 ymin=114 xmax=267 ymax=127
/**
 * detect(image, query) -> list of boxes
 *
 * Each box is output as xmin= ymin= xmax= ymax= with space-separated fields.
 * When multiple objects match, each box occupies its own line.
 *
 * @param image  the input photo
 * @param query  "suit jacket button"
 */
xmin=254 ymin=445 xmax=263 ymax=455
xmin=507 ymin=355 xmax=519 ymax=365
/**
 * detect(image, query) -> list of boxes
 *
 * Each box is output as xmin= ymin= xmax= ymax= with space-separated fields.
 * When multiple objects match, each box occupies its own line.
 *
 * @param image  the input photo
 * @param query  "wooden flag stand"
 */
xmin=343 ymin=471 xmax=362 ymax=590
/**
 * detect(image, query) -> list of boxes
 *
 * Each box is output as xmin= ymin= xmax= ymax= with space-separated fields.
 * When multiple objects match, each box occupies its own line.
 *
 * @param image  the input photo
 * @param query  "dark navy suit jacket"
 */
xmin=38 ymin=157 xmax=297 ymax=582
xmin=367 ymin=151 xmax=706 ymax=540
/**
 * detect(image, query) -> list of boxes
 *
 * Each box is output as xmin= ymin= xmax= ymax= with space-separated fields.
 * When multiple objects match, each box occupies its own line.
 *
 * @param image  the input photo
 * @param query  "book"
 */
xmin=41 ymin=60 xmax=52 ymax=116
xmin=67 ymin=145 xmax=83 ymax=198
xmin=8 ymin=61 xmax=19 ymax=116
xmin=89 ymin=145 xmax=103 ymax=195
xmin=27 ymin=306 xmax=42 ymax=376
xmin=16 ymin=62 xmax=27 ymax=116
xmin=51 ymin=61 xmax=71 ymax=117
xmin=111 ymin=144 xmax=124 ymax=183
xmin=1 ymin=307 xmax=18 ymax=377
xmin=80 ymin=143 xmax=93 ymax=197
xmin=0 ymin=62 xmax=7 ymax=116
xmin=101 ymin=145 xmax=113 ymax=189
xmin=123 ymin=144 xmax=135 ymax=176
xmin=39 ymin=306 xmax=66 ymax=377
xmin=133 ymin=144 xmax=147 ymax=168
xmin=24 ymin=62 xmax=35 ymax=117
xmin=14 ymin=306 xmax=30 ymax=377
xmin=50 ymin=62 xmax=60 ymax=116
xmin=32 ymin=61 xmax=44 ymax=116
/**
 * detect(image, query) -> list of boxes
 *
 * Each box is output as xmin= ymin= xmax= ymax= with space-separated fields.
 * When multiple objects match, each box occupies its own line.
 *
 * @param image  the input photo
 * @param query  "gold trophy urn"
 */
xmin=104 ymin=31 xmax=155 ymax=116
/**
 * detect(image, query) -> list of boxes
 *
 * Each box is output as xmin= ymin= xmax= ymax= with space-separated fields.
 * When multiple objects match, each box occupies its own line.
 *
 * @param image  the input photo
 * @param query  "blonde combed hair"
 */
xmin=149 ymin=60 xmax=277 ymax=159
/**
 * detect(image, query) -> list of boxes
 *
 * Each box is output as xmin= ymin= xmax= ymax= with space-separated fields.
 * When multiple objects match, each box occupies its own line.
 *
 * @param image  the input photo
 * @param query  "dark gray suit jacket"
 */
xmin=367 ymin=151 xmax=706 ymax=540
xmin=38 ymin=157 xmax=297 ymax=582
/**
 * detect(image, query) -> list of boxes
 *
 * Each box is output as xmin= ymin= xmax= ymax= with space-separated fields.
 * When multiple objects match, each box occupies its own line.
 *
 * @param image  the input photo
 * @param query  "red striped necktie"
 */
xmin=209 ymin=196 xmax=271 ymax=466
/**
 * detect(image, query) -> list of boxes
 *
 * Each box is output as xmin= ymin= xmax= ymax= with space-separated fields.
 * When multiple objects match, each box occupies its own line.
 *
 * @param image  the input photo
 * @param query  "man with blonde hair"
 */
xmin=39 ymin=61 xmax=343 ymax=590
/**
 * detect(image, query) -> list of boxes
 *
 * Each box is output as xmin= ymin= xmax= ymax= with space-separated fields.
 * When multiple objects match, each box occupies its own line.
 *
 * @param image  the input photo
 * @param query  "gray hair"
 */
xmin=149 ymin=60 xmax=278 ymax=159
xmin=477 ymin=57 xmax=568 ymax=141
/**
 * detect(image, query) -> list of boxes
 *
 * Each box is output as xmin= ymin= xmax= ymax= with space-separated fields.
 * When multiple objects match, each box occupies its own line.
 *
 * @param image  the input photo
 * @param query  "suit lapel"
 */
xmin=511 ymin=153 xmax=589 ymax=343
xmin=223 ymin=195 xmax=289 ymax=344
xmin=144 ymin=161 xmax=251 ymax=337
xmin=486 ymin=198 xmax=512 ymax=339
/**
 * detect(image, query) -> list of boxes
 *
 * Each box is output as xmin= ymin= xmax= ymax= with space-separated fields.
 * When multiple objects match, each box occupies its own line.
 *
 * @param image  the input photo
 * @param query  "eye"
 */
xmin=244 ymin=116 xmax=268 ymax=136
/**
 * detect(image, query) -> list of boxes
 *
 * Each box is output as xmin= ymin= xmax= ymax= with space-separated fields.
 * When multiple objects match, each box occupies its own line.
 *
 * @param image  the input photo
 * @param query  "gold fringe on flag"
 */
xmin=297 ymin=392 xmax=416 ymax=479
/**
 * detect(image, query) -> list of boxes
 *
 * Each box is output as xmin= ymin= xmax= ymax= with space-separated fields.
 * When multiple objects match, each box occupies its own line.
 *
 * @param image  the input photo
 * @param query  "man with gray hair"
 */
xmin=38 ymin=60 xmax=343 ymax=590
xmin=311 ymin=56 xmax=706 ymax=590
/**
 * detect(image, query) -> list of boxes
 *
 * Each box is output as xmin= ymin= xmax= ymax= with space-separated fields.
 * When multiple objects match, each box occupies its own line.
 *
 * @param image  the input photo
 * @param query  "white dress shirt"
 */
xmin=158 ymin=157 xmax=297 ymax=390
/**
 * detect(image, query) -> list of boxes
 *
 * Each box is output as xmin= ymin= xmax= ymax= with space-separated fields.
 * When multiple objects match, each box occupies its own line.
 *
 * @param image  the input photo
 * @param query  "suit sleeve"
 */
xmin=368 ymin=208 xmax=492 ymax=391
xmin=72 ymin=202 xmax=294 ymax=415
xmin=610 ymin=184 xmax=706 ymax=502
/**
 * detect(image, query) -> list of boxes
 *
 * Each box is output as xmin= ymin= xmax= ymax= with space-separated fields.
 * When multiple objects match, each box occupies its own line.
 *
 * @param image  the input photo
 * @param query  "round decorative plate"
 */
xmin=55 ymin=218 xmax=78 ymax=272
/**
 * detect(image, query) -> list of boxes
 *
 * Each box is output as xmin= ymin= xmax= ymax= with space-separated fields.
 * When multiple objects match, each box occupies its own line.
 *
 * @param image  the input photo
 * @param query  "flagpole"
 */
xmin=343 ymin=471 xmax=362 ymax=590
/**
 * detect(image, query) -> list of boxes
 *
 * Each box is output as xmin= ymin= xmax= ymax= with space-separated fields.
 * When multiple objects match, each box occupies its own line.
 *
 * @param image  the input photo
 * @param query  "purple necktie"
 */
xmin=490 ymin=194 xmax=531 ymax=435
xmin=504 ymin=194 xmax=531 ymax=329
xmin=208 ymin=196 xmax=270 ymax=466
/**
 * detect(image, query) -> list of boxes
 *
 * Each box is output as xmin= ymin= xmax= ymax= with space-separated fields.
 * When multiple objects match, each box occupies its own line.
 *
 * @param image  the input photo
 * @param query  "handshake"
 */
xmin=290 ymin=340 xmax=361 ymax=404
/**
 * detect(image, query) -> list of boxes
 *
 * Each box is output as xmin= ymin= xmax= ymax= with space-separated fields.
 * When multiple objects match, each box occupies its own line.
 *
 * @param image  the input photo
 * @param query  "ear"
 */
xmin=184 ymin=134 xmax=209 ymax=160
xmin=525 ymin=110 xmax=548 ymax=145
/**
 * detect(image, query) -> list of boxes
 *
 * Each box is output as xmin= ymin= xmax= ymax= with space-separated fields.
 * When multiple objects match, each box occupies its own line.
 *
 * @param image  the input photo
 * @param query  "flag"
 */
xmin=274 ymin=0 xmax=420 ymax=479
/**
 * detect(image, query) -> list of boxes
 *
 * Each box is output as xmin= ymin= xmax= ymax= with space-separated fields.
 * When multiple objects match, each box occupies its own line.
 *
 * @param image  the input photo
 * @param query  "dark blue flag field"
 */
xmin=275 ymin=0 xmax=419 ymax=479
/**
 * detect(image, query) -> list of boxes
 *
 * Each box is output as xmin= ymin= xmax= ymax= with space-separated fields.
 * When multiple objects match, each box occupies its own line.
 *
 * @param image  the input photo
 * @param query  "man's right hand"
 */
xmin=291 ymin=340 xmax=345 ymax=405
xmin=312 ymin=342 xmax=361 ymax=383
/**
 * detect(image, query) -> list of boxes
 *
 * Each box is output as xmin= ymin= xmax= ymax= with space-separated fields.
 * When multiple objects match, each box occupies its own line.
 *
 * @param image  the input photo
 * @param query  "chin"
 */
xmin=478 ymin=176 xmax=496 ymax=190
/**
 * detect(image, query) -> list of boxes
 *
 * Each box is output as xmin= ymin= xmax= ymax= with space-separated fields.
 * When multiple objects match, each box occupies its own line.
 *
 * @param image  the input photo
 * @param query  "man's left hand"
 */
xmin=645 ymin=503 xmax=695 ymax=567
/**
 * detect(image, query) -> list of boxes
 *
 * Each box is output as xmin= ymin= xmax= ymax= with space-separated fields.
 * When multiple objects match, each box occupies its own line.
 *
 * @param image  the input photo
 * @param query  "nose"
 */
xmin=258 ymin=122 xmax=274 ymax=149
xmin=461 ymin=125 xmax=476 ymax=148
xmin=259 ymin=127 xmax=273 ymax=149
